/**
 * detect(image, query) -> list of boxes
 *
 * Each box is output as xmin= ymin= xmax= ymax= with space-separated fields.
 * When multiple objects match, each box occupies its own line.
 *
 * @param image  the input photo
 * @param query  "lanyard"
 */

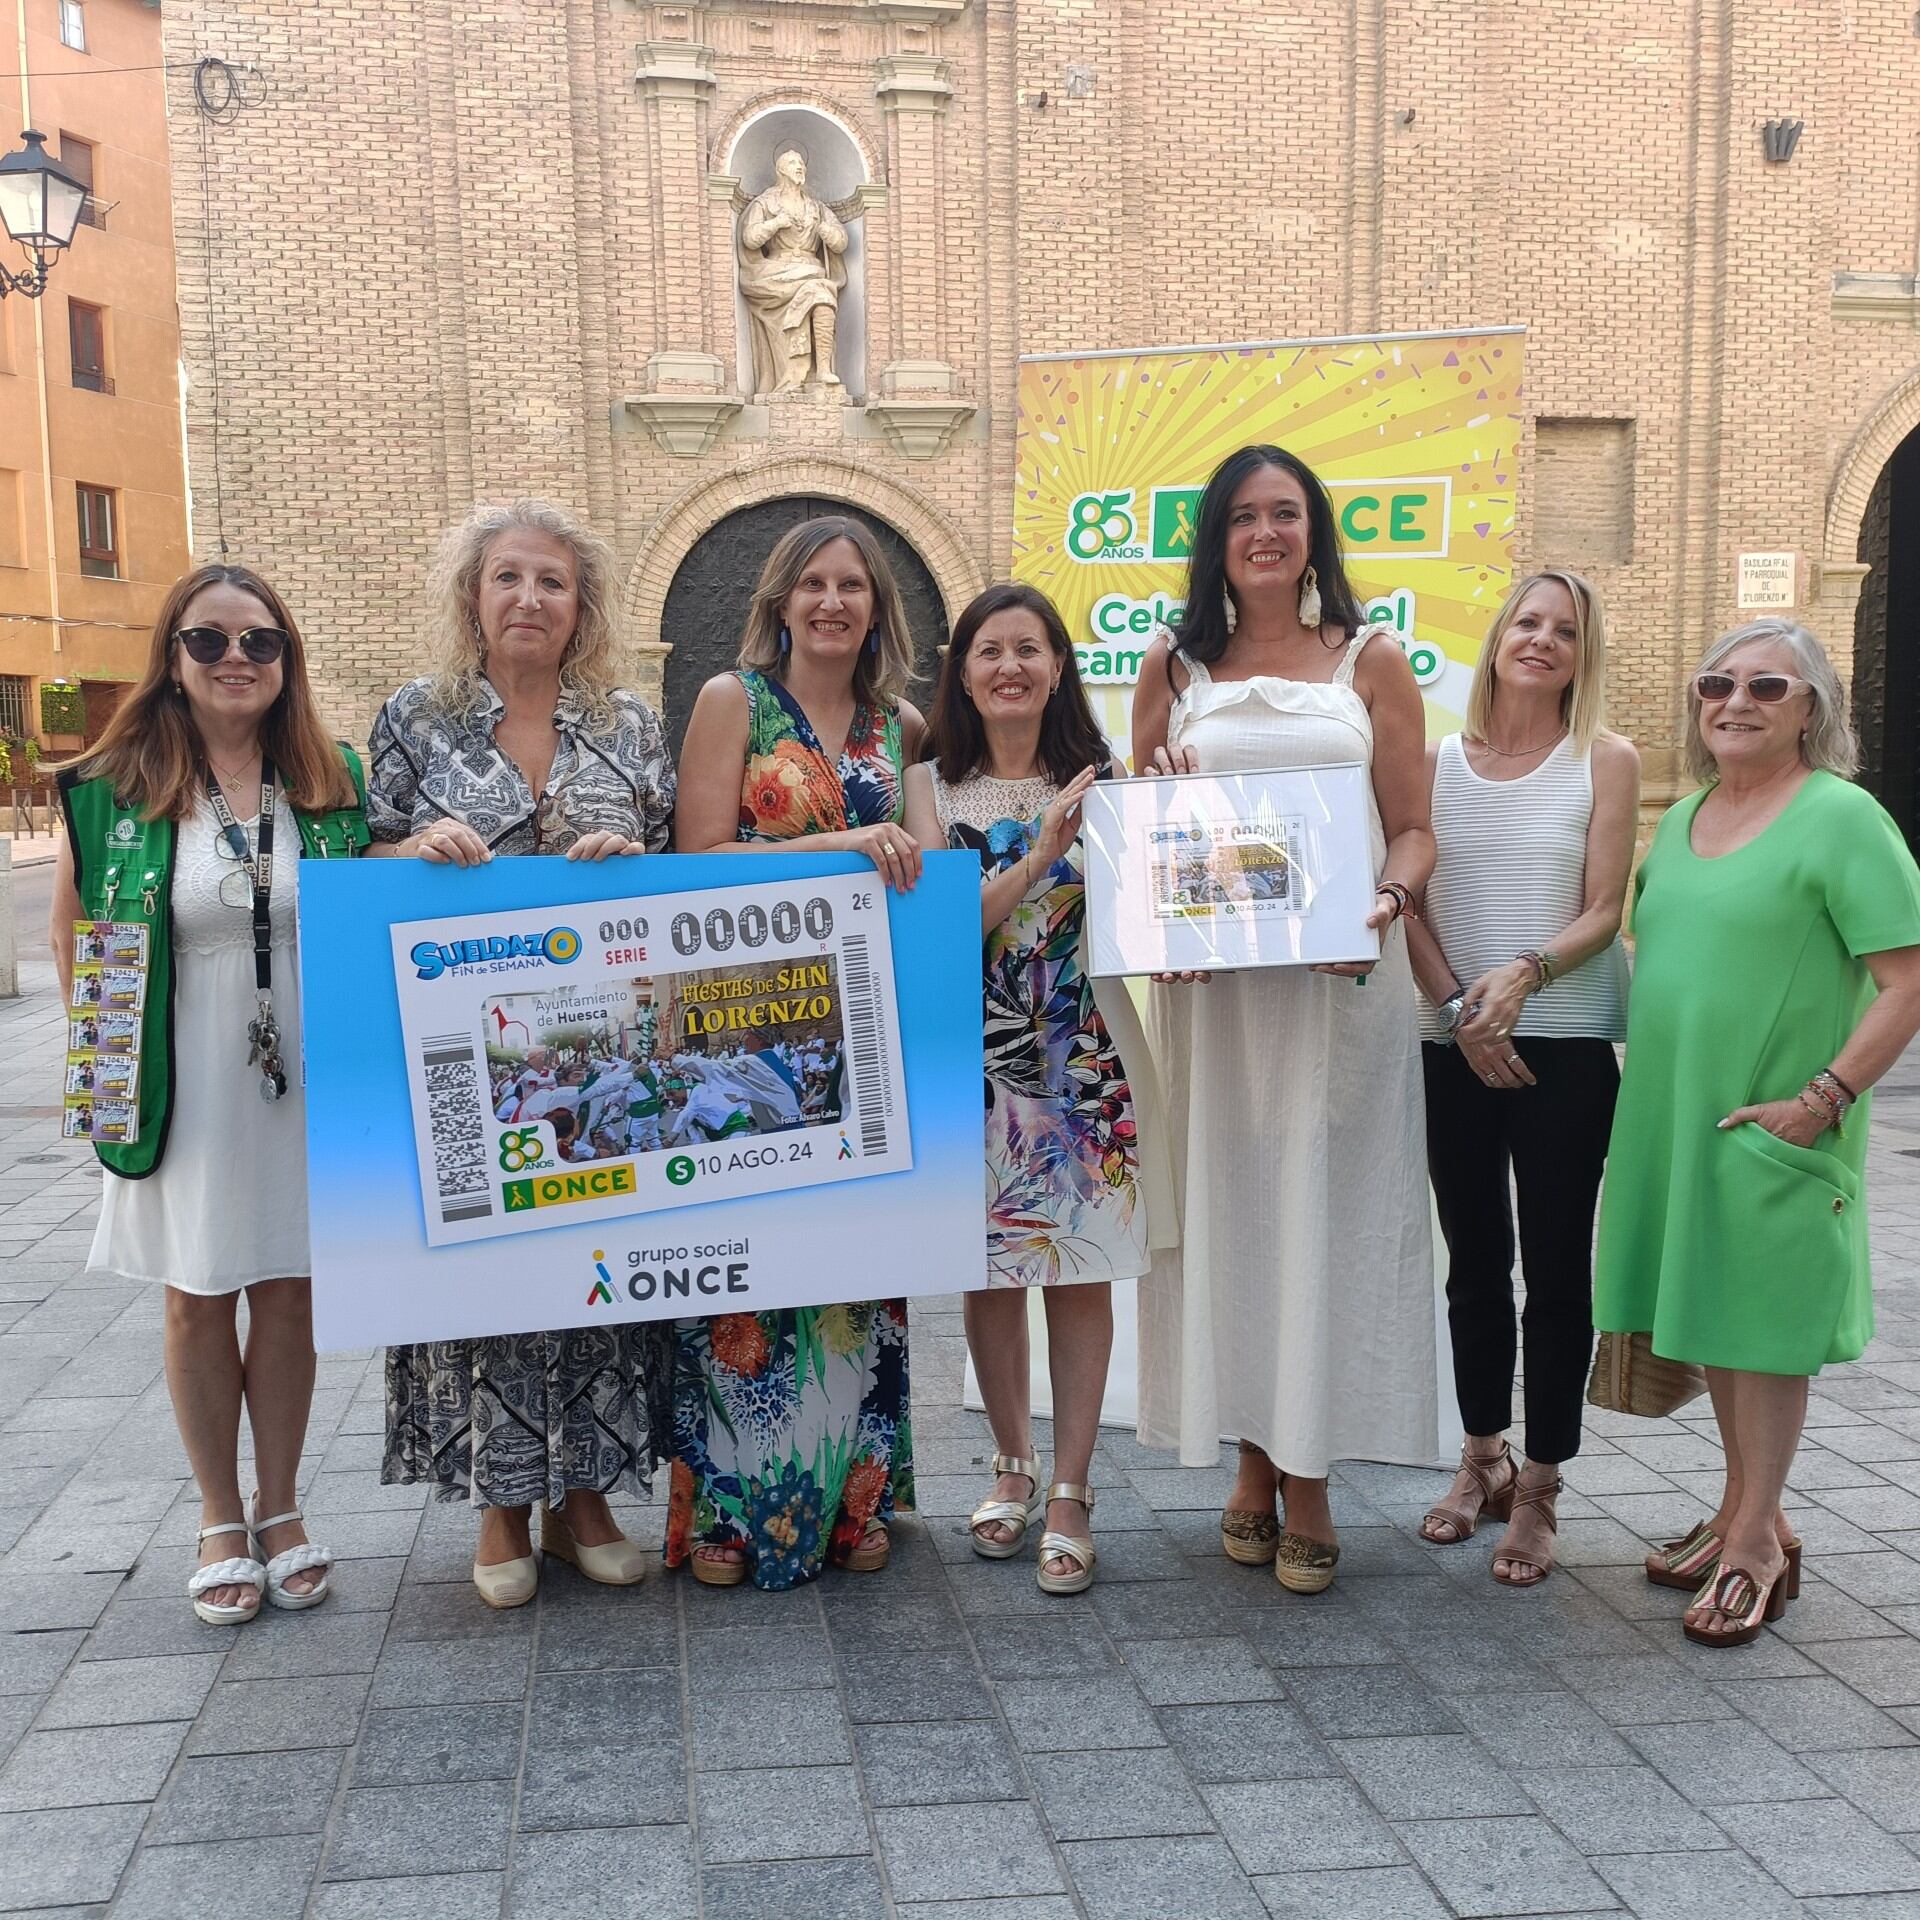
xmin=205 ymin=757 xmax=288 ymax=1101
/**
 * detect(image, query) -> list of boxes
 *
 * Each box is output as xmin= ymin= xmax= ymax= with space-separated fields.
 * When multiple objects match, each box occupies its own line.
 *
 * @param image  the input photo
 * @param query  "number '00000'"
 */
xmin=670 ymin=895 xmax=835 ymax=957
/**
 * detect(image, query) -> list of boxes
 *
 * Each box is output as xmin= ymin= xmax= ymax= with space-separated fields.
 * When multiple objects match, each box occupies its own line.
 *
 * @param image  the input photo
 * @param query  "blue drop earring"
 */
xmin=866 ymin=629 xmax=881 ymax=656
xmin=778 ymin=624 xmax=792 ymax=655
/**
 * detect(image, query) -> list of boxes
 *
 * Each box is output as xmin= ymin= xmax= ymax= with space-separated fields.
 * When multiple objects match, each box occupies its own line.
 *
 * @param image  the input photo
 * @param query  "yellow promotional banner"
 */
xmin=1011 ymin=328 xmax=1524 ymax=747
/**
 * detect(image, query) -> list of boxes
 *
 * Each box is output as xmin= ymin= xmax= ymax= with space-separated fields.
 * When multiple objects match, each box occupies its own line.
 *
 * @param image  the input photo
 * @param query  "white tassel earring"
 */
xmin=1222 ymin=587 xmax=1238 ymax=636
xmin=1297 ymin=564 xmax=1322 ymax=629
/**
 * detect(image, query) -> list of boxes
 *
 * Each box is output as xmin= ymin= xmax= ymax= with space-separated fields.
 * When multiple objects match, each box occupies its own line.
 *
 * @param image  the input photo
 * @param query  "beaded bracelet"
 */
xmin=1515 ymin=949 xmax=1556 ymax=991
xmin=1800 ymin=1074 xmax=1850 ymax=1135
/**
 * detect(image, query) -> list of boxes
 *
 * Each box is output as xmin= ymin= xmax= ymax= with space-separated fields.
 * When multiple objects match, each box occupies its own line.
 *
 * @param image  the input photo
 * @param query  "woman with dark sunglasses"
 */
xmin=1594 ymin=617 xmax=1920 ymax=1647
xmin=51 ymin=564 xmax=369 ymax=1626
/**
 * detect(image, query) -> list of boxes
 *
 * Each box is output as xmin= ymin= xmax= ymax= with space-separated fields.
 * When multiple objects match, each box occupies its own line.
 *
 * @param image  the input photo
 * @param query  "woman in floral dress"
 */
xmin=667 ymin=517 xmax=925 ymax=1588
xmin=904 ymin=582 xmax=1167 ymax=1595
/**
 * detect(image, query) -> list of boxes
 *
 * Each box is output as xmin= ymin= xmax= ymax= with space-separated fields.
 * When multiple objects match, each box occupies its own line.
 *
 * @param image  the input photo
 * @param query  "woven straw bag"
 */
xmin=1585 ymin=1331 xmax=1706 ymax=1419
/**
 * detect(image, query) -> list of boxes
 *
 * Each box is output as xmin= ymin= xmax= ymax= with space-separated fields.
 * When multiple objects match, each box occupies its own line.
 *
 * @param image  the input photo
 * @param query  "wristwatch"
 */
xmin=1435 ymin=991 xmax=1467 ymax=1045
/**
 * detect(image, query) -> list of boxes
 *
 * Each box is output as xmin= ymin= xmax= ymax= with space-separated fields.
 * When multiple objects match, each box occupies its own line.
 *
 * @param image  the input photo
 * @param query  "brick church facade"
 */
xmin=159 ymin=0 xmax=1920 ymax=816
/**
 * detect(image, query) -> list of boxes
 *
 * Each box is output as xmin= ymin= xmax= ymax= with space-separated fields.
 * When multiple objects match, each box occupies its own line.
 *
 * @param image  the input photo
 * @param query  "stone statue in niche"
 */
xmin=735 ymin=147 xmax=851 ymax=396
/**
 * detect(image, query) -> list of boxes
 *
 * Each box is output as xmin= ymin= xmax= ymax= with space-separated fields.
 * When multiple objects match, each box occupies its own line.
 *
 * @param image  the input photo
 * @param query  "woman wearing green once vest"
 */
xmin=52 ymin=564 xmax=369 ymax=1627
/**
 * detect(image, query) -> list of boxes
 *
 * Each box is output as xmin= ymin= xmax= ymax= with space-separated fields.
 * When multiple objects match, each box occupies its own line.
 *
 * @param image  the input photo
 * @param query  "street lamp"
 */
xmin=0 ymin=130 xmax=87 ymax=300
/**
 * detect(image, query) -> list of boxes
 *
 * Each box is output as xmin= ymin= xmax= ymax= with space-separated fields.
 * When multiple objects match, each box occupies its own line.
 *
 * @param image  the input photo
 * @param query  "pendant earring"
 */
xmin=866 ymin=629 xmax=881 ymax=656
xmin=1298 ymin=564 xmax=1322 ymax=629
xmin=778 ymin=624 xmax=792 ymax=655
xmin=1222 ymin=588 xmax=1238 ymax=636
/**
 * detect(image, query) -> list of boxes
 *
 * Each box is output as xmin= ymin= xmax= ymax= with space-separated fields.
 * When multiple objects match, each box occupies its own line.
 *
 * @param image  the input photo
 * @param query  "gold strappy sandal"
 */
xmin=969 ymin=1452 xmax=1042 ymax=1561
xmin=1036 ymin=1482 xmax=1096 ymax=1596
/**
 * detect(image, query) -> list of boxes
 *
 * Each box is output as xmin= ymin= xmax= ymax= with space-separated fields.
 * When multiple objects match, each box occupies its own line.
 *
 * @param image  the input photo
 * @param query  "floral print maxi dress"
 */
xmin=663 ymin=669 xmax=914 ymax=1588
xmin=932 ymin=768 xmax=1147 ymax=1287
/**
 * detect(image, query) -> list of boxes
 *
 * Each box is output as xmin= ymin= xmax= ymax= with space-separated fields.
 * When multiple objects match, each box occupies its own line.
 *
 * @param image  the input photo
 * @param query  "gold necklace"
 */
xmin=1473 ymin=728 xmax=1566 ymax=760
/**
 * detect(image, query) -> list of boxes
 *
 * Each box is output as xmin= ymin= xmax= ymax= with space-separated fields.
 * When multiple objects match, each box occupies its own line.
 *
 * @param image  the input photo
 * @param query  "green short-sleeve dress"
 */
xmin=1593 ymin=771 xmax=1920 ymax=1375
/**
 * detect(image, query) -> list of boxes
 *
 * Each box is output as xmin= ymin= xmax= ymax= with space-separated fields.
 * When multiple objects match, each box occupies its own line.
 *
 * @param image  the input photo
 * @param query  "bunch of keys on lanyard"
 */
xmin=207 ymin=758 xmax=289 ymax=1102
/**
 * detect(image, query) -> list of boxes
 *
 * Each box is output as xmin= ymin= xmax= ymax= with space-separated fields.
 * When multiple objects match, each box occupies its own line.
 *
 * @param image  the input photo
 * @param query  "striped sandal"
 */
xmin=970 ymin=1453 xmax=1043 ymax=1561
xmin=1648 ymin=1523 xmax=1802 ymax=1598
xmin=1683 ymin=1557 xmax=1792 ymax=1648
xmin=1644 ymin=1520 xmax=1724 ymax=1590
xmin=1036 ymin=1482 xmax=1096 ymax=1596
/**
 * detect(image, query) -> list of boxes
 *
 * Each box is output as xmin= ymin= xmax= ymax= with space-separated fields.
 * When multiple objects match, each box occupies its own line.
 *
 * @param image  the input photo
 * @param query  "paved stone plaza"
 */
xmin=5 ymin=912 xmax=1920 ymax=1919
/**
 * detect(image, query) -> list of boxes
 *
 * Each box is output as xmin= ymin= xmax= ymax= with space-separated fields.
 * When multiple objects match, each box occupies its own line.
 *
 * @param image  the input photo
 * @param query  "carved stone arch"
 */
xmin=626 ymin=452 xmax=988 ymax=650
xmin=1827 ymin=363 xmax=1920 ymax=564
xmin=711 ymin=90 xmax=885 ymax=187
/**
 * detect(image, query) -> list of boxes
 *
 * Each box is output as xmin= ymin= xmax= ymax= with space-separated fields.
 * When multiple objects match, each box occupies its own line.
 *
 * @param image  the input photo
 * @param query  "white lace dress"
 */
xmin=1136 ymin=630 xmax=1439 ymax=1474
xmin=89 ymin=793 xmax=312 ymax=1294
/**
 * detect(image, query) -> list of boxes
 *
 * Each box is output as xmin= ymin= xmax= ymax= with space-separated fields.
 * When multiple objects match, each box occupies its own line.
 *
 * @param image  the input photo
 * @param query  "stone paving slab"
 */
xmin=7 ymin=952 xmax=1920 ymax=1914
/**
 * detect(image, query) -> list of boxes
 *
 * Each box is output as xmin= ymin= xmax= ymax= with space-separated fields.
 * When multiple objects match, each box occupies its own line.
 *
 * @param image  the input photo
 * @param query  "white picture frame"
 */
xmin=1081 ymin=764 xmax=1380 ymax=976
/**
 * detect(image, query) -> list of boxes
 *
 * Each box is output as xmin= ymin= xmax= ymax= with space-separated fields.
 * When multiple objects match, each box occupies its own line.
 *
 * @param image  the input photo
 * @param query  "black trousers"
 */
xmin=1422 ymin=1037 xmax=1619 ymax=1465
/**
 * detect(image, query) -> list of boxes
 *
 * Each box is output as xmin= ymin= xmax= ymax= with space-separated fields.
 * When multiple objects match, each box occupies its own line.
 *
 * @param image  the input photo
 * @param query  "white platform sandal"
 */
xmin=969 ymin=1452 xmax=1042 ymax=1560
xmin=252 ymin=1500 xmax=332 ymax=1611
xmin=188 ymin=1521 xmax=267 ymax=1625
xmin=1036 ymin=1482 xmax=1097 ymax=1596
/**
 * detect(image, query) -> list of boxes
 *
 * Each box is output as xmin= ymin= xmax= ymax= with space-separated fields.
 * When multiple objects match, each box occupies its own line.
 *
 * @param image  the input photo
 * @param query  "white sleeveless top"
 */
xmin=1419 ymin=733 xmax=1628 ymax=1041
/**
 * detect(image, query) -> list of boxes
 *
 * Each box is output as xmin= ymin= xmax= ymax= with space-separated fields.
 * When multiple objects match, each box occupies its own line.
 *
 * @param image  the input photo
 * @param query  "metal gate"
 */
xmin=657 ymin=497 xmax=950 ymax=754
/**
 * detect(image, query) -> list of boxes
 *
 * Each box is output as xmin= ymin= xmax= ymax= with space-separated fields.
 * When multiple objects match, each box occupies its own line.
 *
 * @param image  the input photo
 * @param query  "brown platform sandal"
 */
xmin=1274 ymin=1529 xmax=1340 ymax=1594
xmin=1420 ymin=1444 xmax=1517 ymax=1546
xmin=1221 ymin=1441 xmax=1281 ymax=1566
xmin=1491 ymin=1470 xmax=1561 ymax=1587
xmin=1683 ymin=1557 xmax=1791 ymax=1648
xmin=1648 ymin=1523 xmax=1801 ymax=1597
xmin=1644 ymin=1519 xmax=1723 ymax=1590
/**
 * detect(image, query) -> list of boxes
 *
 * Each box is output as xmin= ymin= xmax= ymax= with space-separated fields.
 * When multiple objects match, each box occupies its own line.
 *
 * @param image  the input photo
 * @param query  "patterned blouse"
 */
xmin=367 ymin=674 xmax=675 ymax=853
xmin=735 ymin=669 xmax=903 ymax=838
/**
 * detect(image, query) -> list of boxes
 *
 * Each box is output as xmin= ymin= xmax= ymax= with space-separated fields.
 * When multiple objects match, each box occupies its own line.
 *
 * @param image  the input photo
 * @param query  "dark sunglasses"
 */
xmin=1693 ymin=671 xmax=1811 ymax=705
xmin=176 ymin=625 xmax=290 ymax=666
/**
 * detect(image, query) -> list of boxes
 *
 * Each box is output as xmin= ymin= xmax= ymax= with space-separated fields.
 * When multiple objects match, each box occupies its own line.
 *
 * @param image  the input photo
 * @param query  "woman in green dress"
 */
xmin=1593 ymin=618 xmax=1920 ymax=1647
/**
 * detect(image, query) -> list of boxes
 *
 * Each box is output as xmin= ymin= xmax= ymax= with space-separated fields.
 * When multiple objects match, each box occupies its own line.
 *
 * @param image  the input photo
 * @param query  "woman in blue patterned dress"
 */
xmin=903 ymin=583 xmax=1166 ymax=1595
xmin=667 ymin=517 xmax=925 ymax=1589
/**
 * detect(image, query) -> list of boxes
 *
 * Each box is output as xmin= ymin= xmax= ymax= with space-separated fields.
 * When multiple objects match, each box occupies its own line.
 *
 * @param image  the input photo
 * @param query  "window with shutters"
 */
xmin=68 ymin=300 xmax=110 ymax=394
xmin=61 ymin=135 xmax=103 ymax=230
xmin=76 ymin=484 xmax=119 ymax=579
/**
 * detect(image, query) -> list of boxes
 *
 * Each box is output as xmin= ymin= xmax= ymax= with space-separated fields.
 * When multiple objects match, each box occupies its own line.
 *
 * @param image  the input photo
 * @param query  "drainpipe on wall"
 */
xmin=18 ymin=0 xmax=63 ymax=666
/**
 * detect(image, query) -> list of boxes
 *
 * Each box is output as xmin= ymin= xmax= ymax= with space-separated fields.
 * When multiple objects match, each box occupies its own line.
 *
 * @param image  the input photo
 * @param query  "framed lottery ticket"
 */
xmin=1081 ymin=764 xmax=1380 ymax=976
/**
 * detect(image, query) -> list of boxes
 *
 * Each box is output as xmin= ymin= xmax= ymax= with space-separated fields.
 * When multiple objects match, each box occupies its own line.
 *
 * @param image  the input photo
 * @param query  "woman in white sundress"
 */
xmin=1131 ymin=444 xmax=1439 ymax=1594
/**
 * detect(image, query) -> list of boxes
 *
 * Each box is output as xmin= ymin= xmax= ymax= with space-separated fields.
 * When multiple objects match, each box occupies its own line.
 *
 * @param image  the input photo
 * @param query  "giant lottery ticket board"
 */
xmin=1011 ymin=328 xmax=1525 ymax=747
xmin=299 ymin=851 xmax=985 ymax=1349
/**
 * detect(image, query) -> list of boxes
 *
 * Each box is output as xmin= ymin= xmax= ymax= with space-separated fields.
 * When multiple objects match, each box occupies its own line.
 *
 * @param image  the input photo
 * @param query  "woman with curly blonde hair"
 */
xmin=367 ymin=498 xmax=677 ymax=1608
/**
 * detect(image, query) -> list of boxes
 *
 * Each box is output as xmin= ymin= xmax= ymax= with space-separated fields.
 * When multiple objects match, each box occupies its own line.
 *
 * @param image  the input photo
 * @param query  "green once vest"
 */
xmin=57 ymin=747 xmax=370 ymax=1179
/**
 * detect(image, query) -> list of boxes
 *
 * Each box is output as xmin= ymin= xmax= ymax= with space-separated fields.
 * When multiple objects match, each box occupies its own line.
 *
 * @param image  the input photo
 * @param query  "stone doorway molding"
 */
xmin=623 ymin=452 xmax=987 ymax=698
xmin=1823 ymin=362 xmax=1920 ymax=617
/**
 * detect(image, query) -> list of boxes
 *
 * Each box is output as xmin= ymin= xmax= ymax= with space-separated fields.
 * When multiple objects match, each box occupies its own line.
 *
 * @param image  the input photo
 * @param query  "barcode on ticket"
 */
xmin=839 ymin=932 xmax=891 ymax=1156
xmin=421 ymin=1032 xmax=493 ymax=1223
